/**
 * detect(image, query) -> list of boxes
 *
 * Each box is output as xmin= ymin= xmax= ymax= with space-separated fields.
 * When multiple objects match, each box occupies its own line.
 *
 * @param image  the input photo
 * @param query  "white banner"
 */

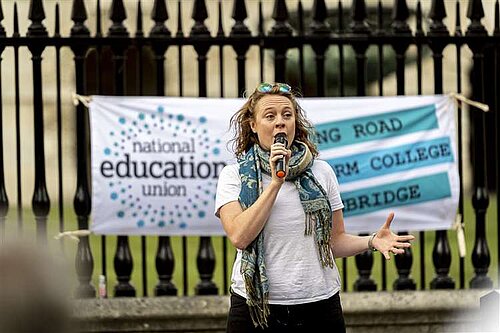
xmin=89 ymin=95 xmax=459 ymax=235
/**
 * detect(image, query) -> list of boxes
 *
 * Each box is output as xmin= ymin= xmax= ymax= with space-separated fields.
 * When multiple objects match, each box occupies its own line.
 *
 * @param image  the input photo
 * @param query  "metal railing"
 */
xmin=0 ymin=0 xmax=497 ymax=298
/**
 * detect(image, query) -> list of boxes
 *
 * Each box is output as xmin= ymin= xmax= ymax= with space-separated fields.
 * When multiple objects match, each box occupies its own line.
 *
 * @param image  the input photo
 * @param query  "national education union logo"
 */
xmin=99 ymin=104 xmax=227 ymax=231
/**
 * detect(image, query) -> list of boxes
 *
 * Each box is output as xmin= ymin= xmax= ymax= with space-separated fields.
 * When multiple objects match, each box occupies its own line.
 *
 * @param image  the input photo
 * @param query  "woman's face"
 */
xmin=250 ymin=95 xmax=296 ymax=151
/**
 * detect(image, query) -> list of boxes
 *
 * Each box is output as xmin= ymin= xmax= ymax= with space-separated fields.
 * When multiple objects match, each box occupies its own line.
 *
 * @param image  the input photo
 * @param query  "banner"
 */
xmin=89 ymin=95 xmax=459 ymax=235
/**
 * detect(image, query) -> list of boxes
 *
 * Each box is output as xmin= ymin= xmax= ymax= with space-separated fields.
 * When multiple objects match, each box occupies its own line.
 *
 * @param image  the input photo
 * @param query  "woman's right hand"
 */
xmin=269 ymin=142 xmax=291 ymax=184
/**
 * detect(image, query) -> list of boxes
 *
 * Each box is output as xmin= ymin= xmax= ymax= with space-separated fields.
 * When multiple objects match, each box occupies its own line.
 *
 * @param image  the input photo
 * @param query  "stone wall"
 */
xmin=73 ymin=289 xmax=487 ymax=332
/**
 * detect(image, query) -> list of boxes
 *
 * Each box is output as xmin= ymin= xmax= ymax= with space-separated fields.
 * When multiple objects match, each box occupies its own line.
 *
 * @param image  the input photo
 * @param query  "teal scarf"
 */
xmin=238 ymin=141 xmax=334 ymax=328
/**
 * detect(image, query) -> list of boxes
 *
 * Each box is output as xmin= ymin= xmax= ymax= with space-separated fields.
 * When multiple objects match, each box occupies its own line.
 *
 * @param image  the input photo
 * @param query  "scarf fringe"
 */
xmin=305 ymin=213 xmax=315 ymax=236
xmin=244 ymin=275 xmax=270 ymax=329
xmin=306 ymin=210 xmax=335 ymax=268
xmin=319 ymin=243 xmax=334 ymax=268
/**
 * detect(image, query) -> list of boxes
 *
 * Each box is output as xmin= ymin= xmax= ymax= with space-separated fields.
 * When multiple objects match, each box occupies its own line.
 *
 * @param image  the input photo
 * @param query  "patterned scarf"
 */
xmin=238 ymin=141 xmax=334 ymax=328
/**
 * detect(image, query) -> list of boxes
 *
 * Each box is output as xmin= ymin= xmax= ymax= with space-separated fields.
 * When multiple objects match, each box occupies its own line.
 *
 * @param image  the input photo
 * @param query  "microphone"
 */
xmin=274 ymin=133 xmax=288 ymax=178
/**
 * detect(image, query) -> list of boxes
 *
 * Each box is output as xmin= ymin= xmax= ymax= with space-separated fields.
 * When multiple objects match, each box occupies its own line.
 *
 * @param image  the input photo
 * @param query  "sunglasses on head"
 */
xmin=256 ymin=82 xmax=292 ymax=94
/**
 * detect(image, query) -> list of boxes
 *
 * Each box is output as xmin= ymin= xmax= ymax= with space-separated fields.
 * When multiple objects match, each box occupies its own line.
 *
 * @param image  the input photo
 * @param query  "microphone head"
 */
xmin=274 ymin=132 xmax=288 ymax=146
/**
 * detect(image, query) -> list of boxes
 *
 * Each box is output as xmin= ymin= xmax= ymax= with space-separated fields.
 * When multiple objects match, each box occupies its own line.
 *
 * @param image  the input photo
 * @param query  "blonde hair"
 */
xmin=229 ymin=84 xmax=318 ymax=158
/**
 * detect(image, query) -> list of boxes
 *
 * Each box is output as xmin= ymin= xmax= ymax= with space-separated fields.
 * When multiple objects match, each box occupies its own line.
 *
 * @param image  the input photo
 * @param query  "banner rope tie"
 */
xmin=453 ymin=214 xmax=466 ymax=258
xmin=54 ymin=230 xmax=91 ymax=243
xmin=449 ymin=92 xmax=489 ymax=112
xmin=72 ymin=93 xmax=92 ymax=108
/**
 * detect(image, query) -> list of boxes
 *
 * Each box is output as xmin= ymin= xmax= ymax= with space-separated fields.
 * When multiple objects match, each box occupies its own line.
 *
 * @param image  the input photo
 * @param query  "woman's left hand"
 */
xmin=371 ymin=212 xmax=415 ymax=260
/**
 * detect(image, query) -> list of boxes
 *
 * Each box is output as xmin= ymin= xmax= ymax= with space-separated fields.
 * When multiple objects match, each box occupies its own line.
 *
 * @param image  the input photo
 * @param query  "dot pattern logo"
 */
xmin=102 ymin=104 xmax=224 ymax=231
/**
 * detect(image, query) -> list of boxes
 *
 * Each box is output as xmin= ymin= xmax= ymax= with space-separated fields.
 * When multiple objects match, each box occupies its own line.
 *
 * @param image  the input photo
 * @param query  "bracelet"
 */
xmin=368 ymin=232 xmax=378 ymax=252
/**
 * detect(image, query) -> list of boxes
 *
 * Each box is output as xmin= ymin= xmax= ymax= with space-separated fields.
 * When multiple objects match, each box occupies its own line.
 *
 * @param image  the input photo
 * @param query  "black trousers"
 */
xmin=226 ymin=291 xmax=346 ymax=333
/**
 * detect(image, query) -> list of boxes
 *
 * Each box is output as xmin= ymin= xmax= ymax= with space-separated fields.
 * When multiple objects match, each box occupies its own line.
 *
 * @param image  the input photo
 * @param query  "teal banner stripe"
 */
xmin=342 ymin=173 xmax=451 ymax=217
xmin=315 ymin=104 xmax=438 ymax=150
xmin=327 ymin=137 xmax=454 ymax=184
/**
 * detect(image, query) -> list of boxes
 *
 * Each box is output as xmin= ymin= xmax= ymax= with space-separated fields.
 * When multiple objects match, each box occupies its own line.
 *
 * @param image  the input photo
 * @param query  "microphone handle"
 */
xmin=276 ymin=155 xmax=286 ymax=178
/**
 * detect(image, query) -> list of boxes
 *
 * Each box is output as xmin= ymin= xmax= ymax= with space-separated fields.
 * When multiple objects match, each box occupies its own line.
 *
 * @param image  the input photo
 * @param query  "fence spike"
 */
xmin=110 ymin=0 xmax=126 ymax=23
xmin=415 ymin=1 xmax=423 ymax=35
xmin=152 ymin=0 xmax=168 ymax=22
xmin=217 ymin=0 xmax=224 ymax=37
xmin=377 ymin=0 xmax=384 ymax=34
xmin=28 ymin=0 xmax=45 ymax=23
xmin=176 ymin=0 xmax=183 ymax=37
xmin=494 ymin=0 xmax=499 ymax=35
xmin=232 ymin=0 xmax=247 ymax=22
xmin=150 ymin=0 xmax=170 ymax=36
xmin=192 ymin=0 xmax=208 ymax=22
xmin=310 ymin=0 xmax=331 ymax=35
xmin=312 ymin=0 xmax=328 ymax=23
xmin=230 ymin=0 xmax=250 ymax=35
xmin=337 ymin=0 xmax=344 ymax=33
xmin=429 ymin=0 xmax=448 ymax=34
xmin=71 ymin=0 xmax=90 ymax=36
xmin=298 ymin=1 xmax=304 ymax=36
xmin=136 ymin=0 xmax=143 ymax=37
xmin=468 ymin=0 xmax=485 ymax=21
xmin=466 ymin=0 xmax=486 ymax=35
xmin=272 ymin=0 xmax=288 ymax=22
xmin=13 ymin=2 xmax=19 ymax=37
xmin=352 ymin=0 xmax=367 ymax=22
xmin=71 ymin=0 xmax=87 ymax=24
xmin=27 ymin=0 xmax=47 ymax=36
xmin=108 ymin=0 xmax=128 ymax=36
xmin=96 ymin=0 xmax=102 ymax=37
xmin=0 ymin=0 xmax=5 ymax=37
xmin=455 ymin=0 xmax=462 ymax=36
xmin=270 ymin=0 xmax=293 ymax=35
xmin=430 ymin=0 xmax=446 ymax=21
xmin=391 ymin=0 xmax=410 ymax=34
xmin=258 ymin=0 xmax=264 ymax=36
xmin=350 ymin=0 xmax=370 ymax=33
xmin=190 ymin=0 xmax=209 ymax=36
xmin=54 ymin=3 xmax=60 ymax=37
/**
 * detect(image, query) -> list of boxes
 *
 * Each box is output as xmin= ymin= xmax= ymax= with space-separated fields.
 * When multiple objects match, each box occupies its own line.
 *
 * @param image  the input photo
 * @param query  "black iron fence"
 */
xmin=0 ymin=0 xmax=498 ymax=298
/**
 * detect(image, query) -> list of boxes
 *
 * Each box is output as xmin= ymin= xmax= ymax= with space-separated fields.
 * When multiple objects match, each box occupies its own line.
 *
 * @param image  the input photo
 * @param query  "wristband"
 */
xmin=368 ymin=232 xmax=377 ymax=252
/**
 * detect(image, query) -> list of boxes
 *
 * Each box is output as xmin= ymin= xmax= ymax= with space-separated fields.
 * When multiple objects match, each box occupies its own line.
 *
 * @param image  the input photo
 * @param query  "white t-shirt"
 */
xmin=214 ymin=159 xmax=344 ymax=305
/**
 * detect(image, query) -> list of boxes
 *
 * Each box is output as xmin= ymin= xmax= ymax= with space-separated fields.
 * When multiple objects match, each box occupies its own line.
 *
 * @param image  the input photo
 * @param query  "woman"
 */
xmin=215 ymin=82 xmax=414 ymax=332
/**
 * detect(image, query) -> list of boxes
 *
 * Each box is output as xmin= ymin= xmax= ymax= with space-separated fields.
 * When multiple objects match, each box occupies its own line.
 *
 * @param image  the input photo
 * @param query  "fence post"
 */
xmin=495 ymin=0 xmax=500 ymax=289
xmin=309 ymin=0 xmax=331 ymax=97
xmin=190 ymin=0 xmax=218 ymax=295
xmin=107 ymin=0 xmax=136 ymax=297
xmin=269 ymin=0 xmax=292 ymax=83
xmin=149 ymin=0 xmax=178 ymax=297
xmin=71 ymin=0 xmax=95 ymax=298
xmin=0 ymin=0 xmax=7 ymax=243
xmin=426 ymin=0 xmax=455 ymax=291
xmin=336 ymin=2 xmax=348 ymax=290
xmin=12 ymin=4 xmax=23 ymax=234
xmin=348 ymin=0 xmax=376 ymax=292
xmin=453 ymin=0 xmax=467 ymax=290
xmin=390 ymin=0 xmax=417 ymax=291
xmin=230 ymin=0 xmax=251 ymax=97
xmin=27 ymin=0 xmax=50 ymax=244
xmin=134 ymin=0 xmax=149 ymax=298
xmin=466 ymin=0 xmax=493 ymax=289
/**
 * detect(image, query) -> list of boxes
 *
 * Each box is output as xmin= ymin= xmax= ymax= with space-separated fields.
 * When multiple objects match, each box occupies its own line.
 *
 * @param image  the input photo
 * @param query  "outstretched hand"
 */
xmin=372 ymin=212 xmax=415 ymax=260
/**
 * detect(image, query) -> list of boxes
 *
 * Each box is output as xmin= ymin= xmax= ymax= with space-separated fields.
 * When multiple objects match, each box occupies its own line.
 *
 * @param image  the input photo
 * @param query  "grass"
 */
xmin=2 ymin=193 xmax=498 ymax=297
